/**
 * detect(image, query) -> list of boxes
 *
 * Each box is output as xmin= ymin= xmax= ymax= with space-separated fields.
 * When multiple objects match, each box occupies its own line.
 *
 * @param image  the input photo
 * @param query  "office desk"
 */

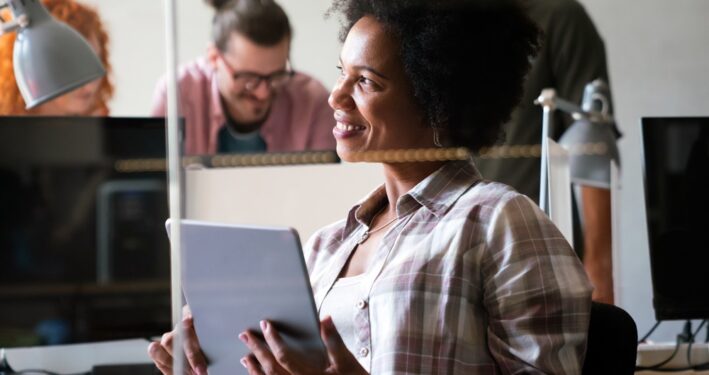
xmin=636 ymin=343 xmax=709 ymax=374
xmin=0 ymin=281 xmax=171 ymax=346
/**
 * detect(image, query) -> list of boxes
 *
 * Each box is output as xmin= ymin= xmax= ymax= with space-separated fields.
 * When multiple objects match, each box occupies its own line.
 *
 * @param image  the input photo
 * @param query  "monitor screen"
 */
xmin=642 ymin=117 xmax=709 ymax=321
xmin=0 ymin=116 xmax=174 ymax=347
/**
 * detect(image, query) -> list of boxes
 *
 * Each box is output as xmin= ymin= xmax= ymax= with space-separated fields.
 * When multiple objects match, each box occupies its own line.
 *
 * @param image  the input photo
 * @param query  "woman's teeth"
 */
xmin=336 ymin=123 xmax=365 ymax=131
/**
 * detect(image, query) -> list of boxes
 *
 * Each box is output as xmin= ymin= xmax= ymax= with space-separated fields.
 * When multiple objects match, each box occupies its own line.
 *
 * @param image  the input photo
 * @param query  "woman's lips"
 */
xmin=333 ymin=121 xmax=366 ymax=139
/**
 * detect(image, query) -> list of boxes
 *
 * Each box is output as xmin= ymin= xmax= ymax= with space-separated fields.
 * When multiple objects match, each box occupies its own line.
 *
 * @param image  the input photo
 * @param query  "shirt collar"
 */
xmin=341 ymin=159 xmax=481 ymax=241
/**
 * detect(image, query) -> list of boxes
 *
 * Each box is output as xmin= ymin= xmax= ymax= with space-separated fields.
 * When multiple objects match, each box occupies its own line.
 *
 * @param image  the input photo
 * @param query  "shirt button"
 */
xmin=359 ymin=347 xmax=369 ymax=357
xmin=356 ymin=299 xmax=367 ymax=309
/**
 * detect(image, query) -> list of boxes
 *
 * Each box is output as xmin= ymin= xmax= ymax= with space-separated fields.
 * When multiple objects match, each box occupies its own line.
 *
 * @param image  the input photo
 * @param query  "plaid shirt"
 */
xmin=305 ymin=160 xmax=592 ymax=374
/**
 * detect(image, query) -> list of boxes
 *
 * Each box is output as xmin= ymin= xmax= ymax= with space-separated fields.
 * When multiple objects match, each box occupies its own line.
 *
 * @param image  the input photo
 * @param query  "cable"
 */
xmin=635 ymin=336 xmax=682 ymax=371
xmin=687 ymin=320 xmax=707 ymax=367
xmin=636 ymin=320 xmax=709 ymax=372
xmin=638 ymin=320 xmax=662 ymax=344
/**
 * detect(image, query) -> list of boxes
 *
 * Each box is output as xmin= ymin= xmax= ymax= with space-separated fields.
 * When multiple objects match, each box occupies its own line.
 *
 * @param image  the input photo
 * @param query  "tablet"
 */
xmin=166 ymin=219 xmax=327 ymax=374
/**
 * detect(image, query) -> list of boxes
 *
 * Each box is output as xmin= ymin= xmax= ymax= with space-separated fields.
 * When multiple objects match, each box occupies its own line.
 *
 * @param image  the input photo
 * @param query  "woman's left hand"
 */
xmin=239 ymin=316 xmax=368 ymax=375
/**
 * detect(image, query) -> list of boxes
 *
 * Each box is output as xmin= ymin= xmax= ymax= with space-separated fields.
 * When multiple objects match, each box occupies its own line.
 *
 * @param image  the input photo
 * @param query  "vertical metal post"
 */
xmin=163 ymin=0 xmax=184 ymax=373
xmin=536 ymin=89 xmax=557 ymax=215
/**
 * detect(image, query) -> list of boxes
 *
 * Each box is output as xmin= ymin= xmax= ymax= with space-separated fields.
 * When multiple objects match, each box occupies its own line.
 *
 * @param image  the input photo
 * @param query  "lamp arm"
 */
xmin=536 ymin=88 xmax=614 ymax=123
xmin=0 ymin=0 xmax=29 ymax=35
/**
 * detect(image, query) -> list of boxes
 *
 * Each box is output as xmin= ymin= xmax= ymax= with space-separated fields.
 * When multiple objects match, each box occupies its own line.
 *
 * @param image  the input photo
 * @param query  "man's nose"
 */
xmin=250 ymin=79 xmax=271 ymax=100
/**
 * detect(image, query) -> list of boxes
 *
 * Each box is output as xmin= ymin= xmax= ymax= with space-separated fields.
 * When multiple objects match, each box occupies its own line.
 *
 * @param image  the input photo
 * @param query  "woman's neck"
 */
xmin=381 ymin=161 xmax=444 ymax=213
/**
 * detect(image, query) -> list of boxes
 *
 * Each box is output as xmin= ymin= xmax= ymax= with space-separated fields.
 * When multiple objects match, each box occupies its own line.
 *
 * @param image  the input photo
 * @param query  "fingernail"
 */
xmin=240 ymin=358 xmax=248 ymax=368
xmin=323 ymin=316 xmax=334 ymax=330
xmin=196 ymin=365 xmax=207 ymax=375
xmin=260 ymin=320 xmax=268 ymax=332
xmin=239 ymin=333 xmax=249 ymax=343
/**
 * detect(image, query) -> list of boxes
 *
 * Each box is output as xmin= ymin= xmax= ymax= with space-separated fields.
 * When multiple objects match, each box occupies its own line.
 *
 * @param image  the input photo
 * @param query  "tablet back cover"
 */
xmin=177 ymin=220 xmax=326 ymax=374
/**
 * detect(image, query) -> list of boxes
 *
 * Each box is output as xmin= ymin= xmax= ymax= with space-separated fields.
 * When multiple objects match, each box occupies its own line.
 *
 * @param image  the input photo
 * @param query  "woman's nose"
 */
xmin=328 ymin=79 xmax=355 ymax=111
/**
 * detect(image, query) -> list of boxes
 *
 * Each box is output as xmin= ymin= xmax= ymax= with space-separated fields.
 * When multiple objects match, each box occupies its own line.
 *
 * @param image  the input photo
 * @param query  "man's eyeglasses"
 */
xmin=218 ymin=53 xmax=294 ymax=92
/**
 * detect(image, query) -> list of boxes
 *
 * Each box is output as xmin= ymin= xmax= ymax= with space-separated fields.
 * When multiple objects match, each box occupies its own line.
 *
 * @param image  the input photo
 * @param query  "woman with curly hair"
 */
xmin=0 ymin=0 xmax=113 ymax=115
xmin=149 ymin=0 xmax=593 ymax=374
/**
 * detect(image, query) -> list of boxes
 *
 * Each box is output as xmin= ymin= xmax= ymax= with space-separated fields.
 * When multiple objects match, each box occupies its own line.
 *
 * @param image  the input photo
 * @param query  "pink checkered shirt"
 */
xmin=306 ymin=159 xmax=592 ymax=374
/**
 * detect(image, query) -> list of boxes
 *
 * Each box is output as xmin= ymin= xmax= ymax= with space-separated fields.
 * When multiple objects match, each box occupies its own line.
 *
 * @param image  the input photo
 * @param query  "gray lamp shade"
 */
xmin=559 ymin=118 xmax=620 ymax=188
xmin=12 ymin=0 xmax=105 ymax=109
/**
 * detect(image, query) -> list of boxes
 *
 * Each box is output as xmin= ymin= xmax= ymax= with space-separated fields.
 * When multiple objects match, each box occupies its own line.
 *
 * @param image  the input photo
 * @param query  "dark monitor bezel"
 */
xmin=641 ymin=116 xmax=709 ymax=321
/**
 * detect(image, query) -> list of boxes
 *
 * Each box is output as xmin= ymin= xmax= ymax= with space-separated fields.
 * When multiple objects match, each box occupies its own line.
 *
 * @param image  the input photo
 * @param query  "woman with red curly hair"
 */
xmin=0 ymin=0 xmax=113 ymax=115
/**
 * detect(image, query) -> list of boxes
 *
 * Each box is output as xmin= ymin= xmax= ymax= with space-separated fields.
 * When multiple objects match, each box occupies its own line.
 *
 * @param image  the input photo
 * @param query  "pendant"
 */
xmin=358 ymin=230 xmax=369 ymax=244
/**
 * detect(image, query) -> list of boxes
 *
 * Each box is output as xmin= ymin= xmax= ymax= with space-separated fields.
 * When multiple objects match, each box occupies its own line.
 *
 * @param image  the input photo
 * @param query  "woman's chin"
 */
xmin=335 ymin=146 xmax=356 ymax=163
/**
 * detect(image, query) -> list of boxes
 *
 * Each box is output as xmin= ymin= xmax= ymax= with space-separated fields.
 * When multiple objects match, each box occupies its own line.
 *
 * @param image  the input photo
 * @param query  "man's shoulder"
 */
xmin=155 ymin=58 xmax=214 ymax=95
xmin=175 ymin=58 xmax=215 ymax=86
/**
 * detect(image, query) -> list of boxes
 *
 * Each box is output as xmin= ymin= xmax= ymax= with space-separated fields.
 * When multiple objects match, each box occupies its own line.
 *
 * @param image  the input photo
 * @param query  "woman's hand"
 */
xmin=147 ymin=306 xmax=208 ymax=375
xmin=239 ymin=316 xmax=368 ymax=375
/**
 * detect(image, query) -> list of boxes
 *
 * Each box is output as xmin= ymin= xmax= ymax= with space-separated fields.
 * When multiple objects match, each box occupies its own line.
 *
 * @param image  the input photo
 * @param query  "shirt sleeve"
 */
xmin=298 ymin=75 xmax=335 ymax=151
xmin=481 ymin=193 xmax=592 ymax=374
xmin=309 ymin=95 xmax=336 ymax=150
xmin=150 ymin=75 xmax=168 ymax=117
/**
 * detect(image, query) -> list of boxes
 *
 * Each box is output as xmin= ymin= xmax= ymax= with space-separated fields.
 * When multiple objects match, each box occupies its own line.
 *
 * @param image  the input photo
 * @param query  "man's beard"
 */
xmin=222 ymin=94 xmax=273 ymax=133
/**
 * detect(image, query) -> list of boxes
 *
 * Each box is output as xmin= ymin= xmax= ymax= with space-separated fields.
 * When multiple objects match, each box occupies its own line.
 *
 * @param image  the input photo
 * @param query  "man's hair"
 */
xmin=328 ymin=0 xmax=541 ymax=152
xmin=206 ymin=0 xmax=291 ymax=51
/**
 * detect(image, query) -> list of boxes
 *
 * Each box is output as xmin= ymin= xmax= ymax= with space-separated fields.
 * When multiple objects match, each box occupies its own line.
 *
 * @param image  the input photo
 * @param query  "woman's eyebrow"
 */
xmin=338 ymin=57 xmax=389 ymax=80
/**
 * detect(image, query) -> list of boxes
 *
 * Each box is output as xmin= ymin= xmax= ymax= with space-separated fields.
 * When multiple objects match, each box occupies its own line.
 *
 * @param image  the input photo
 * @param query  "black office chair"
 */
xmin=582 ymin=302 xmax=638 ymax=375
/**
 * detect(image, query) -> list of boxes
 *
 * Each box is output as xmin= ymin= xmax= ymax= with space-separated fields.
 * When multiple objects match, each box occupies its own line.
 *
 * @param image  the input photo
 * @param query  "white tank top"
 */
xmin=319 ymin=272 xmax=368 ymax=370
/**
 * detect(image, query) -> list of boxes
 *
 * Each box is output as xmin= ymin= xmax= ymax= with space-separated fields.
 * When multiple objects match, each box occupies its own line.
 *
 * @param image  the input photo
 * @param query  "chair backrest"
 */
xmin=582 ymin=302 xmax=638 ymax=375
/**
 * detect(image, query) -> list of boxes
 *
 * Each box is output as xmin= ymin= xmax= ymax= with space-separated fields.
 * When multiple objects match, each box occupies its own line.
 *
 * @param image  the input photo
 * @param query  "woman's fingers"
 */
xmin=182 ymin=316 xmax=208 ymax=375
xmin=148 ymin=340 xmax=173 ymax=375
xmin=149 ymin=305 xmax=207 ymax=375
xmin=320 ymin=316 xmax=366 ymax=374
xmin=161 ymin=331 xmax=174 ymax=357
xmin=242 ymin=354 xmax=266 ymax=375
xmin=239 ymin=329 xmax=285 ymax=375
xmin=260 ymin=320 xmax=297 ymax=371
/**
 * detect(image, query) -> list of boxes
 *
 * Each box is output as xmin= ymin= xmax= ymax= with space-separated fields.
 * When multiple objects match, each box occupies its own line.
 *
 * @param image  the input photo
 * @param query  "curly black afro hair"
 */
xmin=328 ymin=0 xmax=541 ymax=152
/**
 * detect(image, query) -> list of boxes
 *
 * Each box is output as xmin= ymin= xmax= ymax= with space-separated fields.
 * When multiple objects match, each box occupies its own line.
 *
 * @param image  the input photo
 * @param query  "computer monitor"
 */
xmin=0 ymin=116 xmax=174 ymax=347
xmin=641 ymin=117 xmax=709 ymax=320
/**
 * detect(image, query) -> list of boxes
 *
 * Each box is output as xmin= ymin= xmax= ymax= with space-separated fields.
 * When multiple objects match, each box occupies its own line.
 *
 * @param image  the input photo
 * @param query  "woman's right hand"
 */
xmin=148 ymin=307 xmax=208 ymax=375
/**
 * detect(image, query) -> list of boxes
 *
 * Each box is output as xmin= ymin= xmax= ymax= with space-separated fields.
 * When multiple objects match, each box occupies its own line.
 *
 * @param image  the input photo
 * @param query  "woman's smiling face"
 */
xmin=328 ymin=15 xmax=435 ymax=161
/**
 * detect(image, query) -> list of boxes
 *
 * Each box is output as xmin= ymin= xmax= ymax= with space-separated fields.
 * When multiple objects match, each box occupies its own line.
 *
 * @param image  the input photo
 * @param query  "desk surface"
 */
xmin=637 ymin=343 xmax=709 ymax=374
xmin=0 ymin=281 xmax=171 ymax=348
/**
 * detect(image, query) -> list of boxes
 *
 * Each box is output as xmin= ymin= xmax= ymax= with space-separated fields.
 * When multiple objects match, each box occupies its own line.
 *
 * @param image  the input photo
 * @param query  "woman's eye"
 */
xmin=358 ymin=76 xmax=373 ymax=86
xmin=336 ymin=65 xmax=344 ymax=76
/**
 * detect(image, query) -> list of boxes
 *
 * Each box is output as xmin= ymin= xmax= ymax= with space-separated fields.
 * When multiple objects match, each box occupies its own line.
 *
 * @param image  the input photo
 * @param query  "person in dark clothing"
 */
xmin=475 ymin=0 xmax=617 ymax=303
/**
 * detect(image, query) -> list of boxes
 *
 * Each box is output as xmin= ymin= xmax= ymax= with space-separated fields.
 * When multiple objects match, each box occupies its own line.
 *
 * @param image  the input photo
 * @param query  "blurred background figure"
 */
xmin=0 ymin=0 xmax=113 ymax=116
xmin=474 ymin=0 xmax=619 ymax=303
xmin=152 ymin=0 xmax=335 ymax=156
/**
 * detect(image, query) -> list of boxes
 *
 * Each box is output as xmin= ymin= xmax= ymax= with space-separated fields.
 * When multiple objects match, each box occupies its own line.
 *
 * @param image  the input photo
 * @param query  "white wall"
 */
xmin=578 ymin=0 xmax=709 ymax=341
xmin=87 ymin=0 xmax=709 ymax=342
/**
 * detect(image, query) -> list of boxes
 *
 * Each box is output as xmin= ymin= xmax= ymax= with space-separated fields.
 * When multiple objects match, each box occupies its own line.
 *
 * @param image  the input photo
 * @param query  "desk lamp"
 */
xmin=535 ymin=79 xmax=620 ymax=214
xmin=559 ymin=80 xmax=620 ymax=188
xmin=0 ymin=0 xmax=105 ymax=108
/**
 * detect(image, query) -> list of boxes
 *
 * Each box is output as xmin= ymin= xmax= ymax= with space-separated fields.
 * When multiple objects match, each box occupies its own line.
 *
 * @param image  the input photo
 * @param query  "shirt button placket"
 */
xmin=356 ymin=299 xmax=367 ymax=310
xmin=358 ymin=346 xmax=370 ymax=358
xmin=354 ymin=297 xmax=371 ymax=361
